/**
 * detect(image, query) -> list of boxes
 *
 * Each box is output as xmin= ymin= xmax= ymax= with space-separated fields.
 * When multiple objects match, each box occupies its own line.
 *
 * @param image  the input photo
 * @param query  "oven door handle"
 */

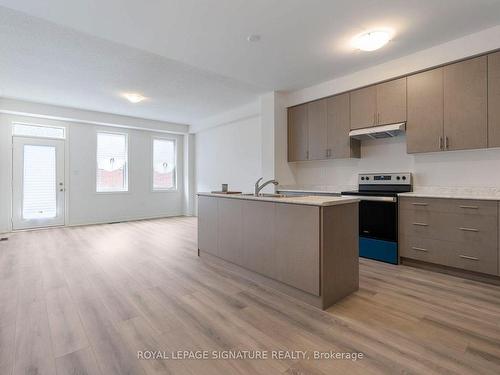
xmin=342 ymin=195 xmax=397 ymax=202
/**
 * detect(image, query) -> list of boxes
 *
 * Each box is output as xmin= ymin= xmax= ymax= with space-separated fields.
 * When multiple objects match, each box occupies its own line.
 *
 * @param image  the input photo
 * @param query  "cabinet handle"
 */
xmin=459 ymin=205 xmax=479 ymax=209
xmin=459 ymin=255 xmax=479 ymax=261
xmin=412 ymin=222 xmax=428 ymax=226
xmin=439 ymin=136 xmax=443 ymax=150
xmin=412 ymin=202 xmax=428 ymax=206
xmin=377 ymin=113 xmax=380 ymax=125
xmin=459 ymin=227 xmax=479 ymax=232
xmin=445 ymin=136 xmax=449 ymax=149
xmin=412 ymin=247 xmax=428 ymax=252
xmin=306 ymin=150 xmax=309 ymax=160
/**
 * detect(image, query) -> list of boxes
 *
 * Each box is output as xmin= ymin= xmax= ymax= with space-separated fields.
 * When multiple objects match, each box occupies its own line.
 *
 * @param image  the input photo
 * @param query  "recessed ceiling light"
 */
xmin=123 ymin=93 xmax=146 ymax=103
xmin=352 ymin=30 xmax=393 ymax=52
xmin=247 ymin=34 xmax=261 ymax=42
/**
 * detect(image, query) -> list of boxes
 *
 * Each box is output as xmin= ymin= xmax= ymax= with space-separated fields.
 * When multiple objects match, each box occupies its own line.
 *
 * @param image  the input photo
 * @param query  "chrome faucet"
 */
xmin=254 ymin=177 xmax=279 ymax=196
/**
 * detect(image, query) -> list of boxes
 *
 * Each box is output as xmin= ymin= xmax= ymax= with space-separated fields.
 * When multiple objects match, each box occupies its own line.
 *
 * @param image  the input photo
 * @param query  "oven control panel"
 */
xmin=358 ymin=173 xmax=412 ymax=185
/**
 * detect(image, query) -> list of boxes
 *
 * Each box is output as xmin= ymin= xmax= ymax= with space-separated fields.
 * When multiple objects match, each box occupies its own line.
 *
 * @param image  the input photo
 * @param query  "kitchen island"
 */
xmin=197 ymin=193 xmax=359 ymax=309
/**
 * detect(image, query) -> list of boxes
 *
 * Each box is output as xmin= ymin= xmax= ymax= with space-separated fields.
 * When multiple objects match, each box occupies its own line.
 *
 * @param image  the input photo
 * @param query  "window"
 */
xmin=96 ymin=132 xmax=128 ymax=192
xmin=152 ymin=138 xmax=176 ymax=190
xmin=13 ymin=123 xmax=65 ymax=139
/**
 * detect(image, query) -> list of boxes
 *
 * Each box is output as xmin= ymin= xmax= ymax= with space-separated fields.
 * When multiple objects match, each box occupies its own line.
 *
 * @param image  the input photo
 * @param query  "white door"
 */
xmin=12 ymin=137 xmax=65 ymax=230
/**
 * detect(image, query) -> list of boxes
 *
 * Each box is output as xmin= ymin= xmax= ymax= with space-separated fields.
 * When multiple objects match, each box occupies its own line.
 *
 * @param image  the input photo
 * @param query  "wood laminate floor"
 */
xmin=1 ymin=217 xmax=500 ymax=375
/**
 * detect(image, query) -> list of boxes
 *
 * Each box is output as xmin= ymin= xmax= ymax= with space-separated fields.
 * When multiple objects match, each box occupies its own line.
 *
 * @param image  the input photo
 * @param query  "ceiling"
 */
xmin=1 ymin=1 xmax=500 ymax=124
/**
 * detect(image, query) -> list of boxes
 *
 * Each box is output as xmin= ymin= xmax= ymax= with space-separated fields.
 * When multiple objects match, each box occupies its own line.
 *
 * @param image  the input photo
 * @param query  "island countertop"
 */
xmin=197 ymin=192 xmax=359 ymax=207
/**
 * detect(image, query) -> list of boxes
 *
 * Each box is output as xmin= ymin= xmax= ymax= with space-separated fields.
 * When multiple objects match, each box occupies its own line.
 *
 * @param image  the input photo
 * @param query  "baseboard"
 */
xmin=67 ymin=213 xmax=187 ymax=228
xmin=7 ymin=213 xmax=190 ymax=233
xmin=401 ymin=257 xmax=500 ymax=286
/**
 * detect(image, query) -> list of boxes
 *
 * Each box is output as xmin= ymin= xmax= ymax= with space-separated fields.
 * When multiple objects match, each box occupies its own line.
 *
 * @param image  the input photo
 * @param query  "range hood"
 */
xmin=349 ymin=122 xmax=406 ymax=140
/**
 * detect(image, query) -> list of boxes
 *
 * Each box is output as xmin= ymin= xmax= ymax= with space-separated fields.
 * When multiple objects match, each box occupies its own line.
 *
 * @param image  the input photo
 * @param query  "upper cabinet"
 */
xmin=350 ymin=86 xmax=377 ymax=129
xmin=376 ymin=78 xmax=407 ymax=126
xmin=307 ymin=99 xmax=328 ymax=160
xmin=288 ymin=51 xmax=495 ymax=160
xmin=489 ymin=52 xmax=500 ymax=148
xmin=444 ymin=56 xmax=487 ymax=151
xmin=407 ymin=68 xmax=444 ymax=154
xmin=350 ymin=78 xmax=406 ymax=130
xmin=327 ymin=93 xmax=360 ymax=159
xmin=287 ymin=104 xmax=308 ymax=162
xmin=287 ymin=94 xmax=359 ymax=161
xmin=407 ymin=57 xmax=488 ymax=154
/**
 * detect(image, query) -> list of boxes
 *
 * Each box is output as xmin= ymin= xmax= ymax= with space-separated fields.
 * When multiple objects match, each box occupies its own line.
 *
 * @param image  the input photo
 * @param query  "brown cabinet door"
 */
xmin=327 ymin=93 xmax=360 ymax=159
xmin=350 ymin=86 xmax=376 ymax=129
xmin=307 ymin=99 xmax=328 ymax=160
xmin=197 ymin=196 xmax=219 ymax=256
xmin=488 ymin=52 xmax=500 ymax=148
xmin=287 ymin=104 xmax=308 ymax=161
xmin=444 ymin=56 xmax=487 ymax=151
xmin=275 ymin=204 xmax=320 ymax=295
xmin=376 ymin=77 xmax=407 ymax=125
xmin=242 ymin=201 xmax=277 ymax=278
xmin=217 ymin=198 xmax=243 ymax=264
xmin=407 ymin=68 xmax=444 ymax=153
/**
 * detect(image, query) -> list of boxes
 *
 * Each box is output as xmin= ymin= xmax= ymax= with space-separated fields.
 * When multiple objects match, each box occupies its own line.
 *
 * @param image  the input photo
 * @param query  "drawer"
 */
xmin=399 ymin=197 xmax=498 ymax=216
xmin=450 ymin=245 xmax=498 ymax=275
xmin=400 ymin=236 xmax=444 ymax=264
xmin=399 ymin=210 xmax=498 ymax=247
xmin=400 ymin=236 xmax=498 ymax=275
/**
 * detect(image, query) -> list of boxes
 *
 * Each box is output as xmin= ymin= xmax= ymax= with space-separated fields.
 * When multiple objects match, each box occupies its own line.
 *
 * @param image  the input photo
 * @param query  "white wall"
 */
xmin=68 ymin=122 xmax=184 ymax=226
xmin=0 ymin=101 xmax=189 ymax=233
xmin=195 ymin=114 xmax=262 ymax=193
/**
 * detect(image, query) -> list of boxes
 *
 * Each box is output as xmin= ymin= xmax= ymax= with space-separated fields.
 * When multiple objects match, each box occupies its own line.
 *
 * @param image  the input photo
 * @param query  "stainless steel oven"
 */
xmin=342 ymin=173 xmax=412 ymax=264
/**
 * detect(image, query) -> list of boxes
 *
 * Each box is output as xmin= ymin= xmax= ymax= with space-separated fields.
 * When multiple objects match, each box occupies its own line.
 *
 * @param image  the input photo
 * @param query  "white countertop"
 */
xmin=399 ymin=187 xmax=500 ymax=201
xmin=276 ymin=188 xmax=341 ymax=195
xmin=197 ymin=192 xmax=359 ymax=207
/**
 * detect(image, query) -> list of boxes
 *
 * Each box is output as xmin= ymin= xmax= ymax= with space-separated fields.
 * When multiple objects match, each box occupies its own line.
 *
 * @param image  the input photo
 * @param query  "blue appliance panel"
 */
xmin=359 ymin=237 xmax=398 ymax=264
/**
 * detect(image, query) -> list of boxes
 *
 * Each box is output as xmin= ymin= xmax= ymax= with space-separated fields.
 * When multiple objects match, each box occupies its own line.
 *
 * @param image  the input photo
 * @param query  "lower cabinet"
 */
xmin=198 ymin=196 xmax=320 ymax=295
xmin=399 ymin=197 xmax=499 ymax=276
xmin=274 ymin=203 xmax=320 ymax=295
xmin=198 ymin=196 xmax=219 ymax=256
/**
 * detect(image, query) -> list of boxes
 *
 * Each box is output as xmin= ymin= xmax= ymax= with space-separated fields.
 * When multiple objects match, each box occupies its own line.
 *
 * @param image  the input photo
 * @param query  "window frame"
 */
xmin=12 ymin=122 xmax=66 ymax=140
xmin=151 ymin=136 xmax=177 ymax=192
xmin=95 ymin=131 xmax=129 ymax=193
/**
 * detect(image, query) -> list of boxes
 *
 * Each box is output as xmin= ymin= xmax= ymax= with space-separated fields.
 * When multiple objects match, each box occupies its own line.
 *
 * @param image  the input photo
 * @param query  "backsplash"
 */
xmin=286 ymin=136 xmax=500 ymax=190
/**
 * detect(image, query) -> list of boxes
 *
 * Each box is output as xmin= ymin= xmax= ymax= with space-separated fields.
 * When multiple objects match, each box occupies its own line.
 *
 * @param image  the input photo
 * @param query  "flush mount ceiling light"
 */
xmin=123 ymin=93 xmax=146 ymax=103
xmin=247 ymin=34 xmax=261 ymax=42
xmin=352 ymin=30 xmax=393 ymax=52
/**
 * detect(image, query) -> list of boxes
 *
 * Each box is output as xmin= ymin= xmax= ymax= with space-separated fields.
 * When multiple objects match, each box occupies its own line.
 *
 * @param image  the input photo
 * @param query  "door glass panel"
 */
xmin=23 ymin=145 xmax=57 ymax=219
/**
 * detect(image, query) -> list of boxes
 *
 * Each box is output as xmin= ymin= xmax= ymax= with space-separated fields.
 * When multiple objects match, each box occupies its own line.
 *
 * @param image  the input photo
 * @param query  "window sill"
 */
xmin=95 ymin=190 xmax=130 ymax=195
xmin=151 ymin=188 xmax=179 ymax=193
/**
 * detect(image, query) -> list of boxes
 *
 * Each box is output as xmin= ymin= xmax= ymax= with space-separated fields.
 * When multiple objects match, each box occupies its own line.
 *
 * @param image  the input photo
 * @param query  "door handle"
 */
xmin=412 ymin=247 xmax=428 ymax=252
xmin=412 ymin=222 xmax=428 ymax=226
xmin=459 ymin=255 xmax=479 ymax=261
